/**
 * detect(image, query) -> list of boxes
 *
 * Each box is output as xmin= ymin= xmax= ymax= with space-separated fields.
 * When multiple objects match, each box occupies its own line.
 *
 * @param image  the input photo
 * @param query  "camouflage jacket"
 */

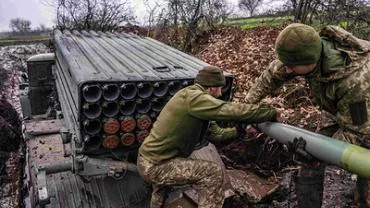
xmin=139 ymin=84 xmax=277 ymax=164
xmin=245 ymin=26 xmax=370 ymax=137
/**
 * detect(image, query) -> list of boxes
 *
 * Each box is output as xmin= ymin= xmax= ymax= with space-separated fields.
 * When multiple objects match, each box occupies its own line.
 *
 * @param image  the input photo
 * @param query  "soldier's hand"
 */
xmin=287 ymin=137 xmax=320 ymax=166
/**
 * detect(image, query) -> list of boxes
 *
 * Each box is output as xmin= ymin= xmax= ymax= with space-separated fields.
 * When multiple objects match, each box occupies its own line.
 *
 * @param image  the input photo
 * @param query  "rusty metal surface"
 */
xmin=43 ymin=171 xmax=150 ymax=208
xmin=25 ymin=119 xmax=151 ymax=208
xmin=24 ymin=119 xmax=64 ymax=136
xmin=26 ymin=132 xmax=67 ymax=186
xmin=227 ymin=169 xmax=279 ymax=203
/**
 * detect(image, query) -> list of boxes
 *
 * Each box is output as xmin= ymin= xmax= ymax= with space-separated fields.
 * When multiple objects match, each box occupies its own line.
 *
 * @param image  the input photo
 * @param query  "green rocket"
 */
xmin=257 ymin=122 xmax=370 ymax=179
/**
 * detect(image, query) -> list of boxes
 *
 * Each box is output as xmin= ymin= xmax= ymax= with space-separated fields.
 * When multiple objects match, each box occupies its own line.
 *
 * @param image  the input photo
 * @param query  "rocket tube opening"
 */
xmin=102 ymin=84 xmax=120 ymax=101
xmin=136 ymin=130 xmax=149 ymax=143
xmin=137 ymin=82 xmax=153 ymax=98
xmin=84 ymin=119 xmax=102 ymax=135
xmin=82 ymin=85 xmax=102 ymax=103
xmin=137 ymin=115 xmax=152 ymax=130
xmin=136 ymin=99 xmax=152 ymax=114
xmin=103 ymin=118 xmax=120 ymax=134
xmin=121 ymin=83 xmax=137 ymax=100
xmin=153 ymin=82 xmax=168 ymax=97
xmin=120 ymin=116 xmax=136 ymax=132
xmin=84 ymin=135 xmax=101 ymax=149
xmin=168 ymin=81 xmax=181 ymax=95
xmin=83 ymin=103 xmax=102 ymax=119
xmin=102 ymin=135 xmax=120 ymax=149
xmin=152 ymin=97 xmax=165 ymax=112
xmin=150 ymin=111 xmax=158 ymax=118
xmin=121 ymin=133 xmax=136 ymax=146
xmin=119 ymin=100 xmax=136 ymax=115
xmin=102 ymin=101 xmax=119 ymax=117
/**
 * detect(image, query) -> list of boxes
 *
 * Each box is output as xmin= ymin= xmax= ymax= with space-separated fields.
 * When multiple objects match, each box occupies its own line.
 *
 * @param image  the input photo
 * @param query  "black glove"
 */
xmin=288 ymin=137 xmax=316 ymax=164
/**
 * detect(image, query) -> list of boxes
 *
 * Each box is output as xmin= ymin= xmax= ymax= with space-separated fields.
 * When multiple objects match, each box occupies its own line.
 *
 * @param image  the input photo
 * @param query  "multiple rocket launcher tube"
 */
xmin=81 ymin=80 xmax=192 ymax=150
xmin=257 ymin=122 xmax=370 ymax=179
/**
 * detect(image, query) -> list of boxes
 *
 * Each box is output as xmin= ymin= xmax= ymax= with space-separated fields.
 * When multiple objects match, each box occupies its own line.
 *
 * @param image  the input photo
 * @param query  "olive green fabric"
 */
xmin=139 ymin=84 xmax=276 ymax=164
xmin=245 ymin=25 xmax=370 ymax=138
xmin=195 ymin=66 xmax=226 ymax=87
xmin=206 ymin=121 xmax=237 ymax=142
xmin=245 ymin=24 xmax=370 ymax=208
xmin=275 ymin=23 xmax=322 ymax=66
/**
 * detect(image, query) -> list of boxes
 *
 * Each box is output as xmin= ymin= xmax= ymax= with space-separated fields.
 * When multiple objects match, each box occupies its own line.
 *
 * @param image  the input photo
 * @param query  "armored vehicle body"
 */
xmin=21 ymin=30 xmax=234 ymax=208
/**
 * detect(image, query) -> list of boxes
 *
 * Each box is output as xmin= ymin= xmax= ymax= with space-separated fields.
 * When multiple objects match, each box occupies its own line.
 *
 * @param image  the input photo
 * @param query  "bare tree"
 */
xmin=143 ymin=0 xmax=163 ymax=36
xmin=159 ymin=0 xmax=232 ymax=52
xmin=43 ymin=0 xmax=135 ymax=31
xmin=283 ymin=0 xmax=320 ymax=23
xmin=283 ymin=0 xmax=370 ymax=38
xmin=204 ymin=0 xmax=233 ymax=26
xmin=238 ymin=0 xmax=264 ymax=16
xmin=315 ymin=0 xmax=370 ymax=38
xmin=9 ymin=18 xmax=32 ymax=33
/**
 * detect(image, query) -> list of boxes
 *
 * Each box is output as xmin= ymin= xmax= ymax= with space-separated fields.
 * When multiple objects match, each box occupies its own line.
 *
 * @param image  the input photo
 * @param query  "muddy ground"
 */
xmin=0 ymin=27 xmax=357 ymax=207
xmin=0 ymin=44 xmax=50 ymax=207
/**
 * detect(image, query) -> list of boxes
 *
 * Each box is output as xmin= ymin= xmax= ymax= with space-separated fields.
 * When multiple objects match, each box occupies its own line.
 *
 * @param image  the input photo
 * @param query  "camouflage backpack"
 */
xmin=319 ymin=25 xmax=370 ymax=81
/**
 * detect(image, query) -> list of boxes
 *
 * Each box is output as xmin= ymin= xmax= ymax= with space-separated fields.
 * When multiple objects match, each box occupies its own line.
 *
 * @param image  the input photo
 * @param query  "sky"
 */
xmin=0 ymin=0 xmax=54 ymax=32
xmin=0 ymin=0 xmax=251 ymax=32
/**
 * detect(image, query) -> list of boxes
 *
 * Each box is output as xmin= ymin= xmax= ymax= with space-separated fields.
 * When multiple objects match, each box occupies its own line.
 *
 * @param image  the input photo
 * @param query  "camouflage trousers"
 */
xmin=137 ymin=154 xmax=224 ymax=208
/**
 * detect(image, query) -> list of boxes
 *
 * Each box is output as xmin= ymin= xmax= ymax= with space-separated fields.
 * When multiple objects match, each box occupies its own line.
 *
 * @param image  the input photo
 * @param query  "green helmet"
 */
xmin=275 ymin=23 xmax=322 ymax=66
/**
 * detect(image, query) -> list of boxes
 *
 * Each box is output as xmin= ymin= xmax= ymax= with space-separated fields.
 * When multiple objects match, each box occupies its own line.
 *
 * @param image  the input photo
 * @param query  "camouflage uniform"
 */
xmin=245 ymin=25 xmax=370 ymax=206
xmin=138 ymin=83 xmax=277 ymax=208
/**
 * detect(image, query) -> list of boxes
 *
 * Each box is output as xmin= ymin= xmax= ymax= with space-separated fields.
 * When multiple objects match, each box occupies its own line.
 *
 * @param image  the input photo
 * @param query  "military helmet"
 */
xmin=275 ymin=23 xmax=322 ymax=66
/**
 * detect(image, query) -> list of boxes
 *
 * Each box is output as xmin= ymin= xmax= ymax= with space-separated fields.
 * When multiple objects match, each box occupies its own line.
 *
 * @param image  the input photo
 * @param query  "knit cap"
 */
xmin=275 ymin=23 xmax=322 ymax=65
xmin=195 ymin=66 xmax=225 ymax=87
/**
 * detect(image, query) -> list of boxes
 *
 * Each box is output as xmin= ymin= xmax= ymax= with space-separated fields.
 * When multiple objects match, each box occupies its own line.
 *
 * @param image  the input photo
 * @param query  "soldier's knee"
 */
xmin=137 ymin=155 xmax=154 ymax=182
xmin=207 ymin=163 xmax=223 ymax=185
xmin=214 ymin=164 xmax=222 ymax=176
xmin=207 ymin=162 xmax=221 ymax=174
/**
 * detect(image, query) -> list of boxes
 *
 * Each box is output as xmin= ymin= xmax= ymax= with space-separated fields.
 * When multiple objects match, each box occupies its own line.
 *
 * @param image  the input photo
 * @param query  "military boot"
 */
xmin=356 ymin=177 xmax=370 ymax=208
xmin=294 ymin=165 xmax=325 ymax=208
xmin=151 ymin=185 xmax=167 ymax=208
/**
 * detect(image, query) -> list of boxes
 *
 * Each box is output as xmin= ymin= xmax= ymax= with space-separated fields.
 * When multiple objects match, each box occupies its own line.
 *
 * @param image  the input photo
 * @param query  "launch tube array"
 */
xmin=81 ymin=80 xmax=192 ymax=150
xmin=80 ymin=80 xmax=233 ymax=150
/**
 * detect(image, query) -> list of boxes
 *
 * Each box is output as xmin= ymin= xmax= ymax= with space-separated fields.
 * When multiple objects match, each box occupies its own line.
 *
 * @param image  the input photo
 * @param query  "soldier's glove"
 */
xmin=288 ymin=137 xmax=317 ymax=165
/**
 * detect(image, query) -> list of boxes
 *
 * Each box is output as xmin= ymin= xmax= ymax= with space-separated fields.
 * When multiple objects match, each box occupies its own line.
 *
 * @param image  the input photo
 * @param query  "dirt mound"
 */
xmin=197 ymin=26 xmax=320 ymax=129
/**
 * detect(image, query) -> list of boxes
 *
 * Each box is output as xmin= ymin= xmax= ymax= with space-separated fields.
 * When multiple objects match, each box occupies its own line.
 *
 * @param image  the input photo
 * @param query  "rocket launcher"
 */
xmin=257 ymin=122 xmax=370 ymax=179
